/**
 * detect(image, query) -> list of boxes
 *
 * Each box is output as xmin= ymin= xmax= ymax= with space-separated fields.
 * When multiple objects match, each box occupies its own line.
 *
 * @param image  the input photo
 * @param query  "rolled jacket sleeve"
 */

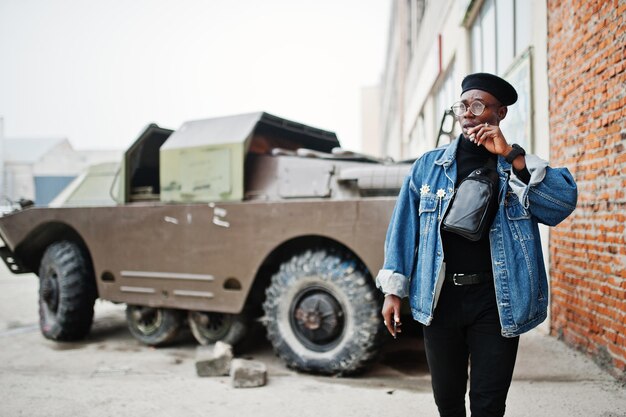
xmin=375 ymin=269 xmax=410 ymax=298
xmin=509 ymin=154 xmax=577 ymax=226
xmin=508 ymin=154 xmax=549 ymax=205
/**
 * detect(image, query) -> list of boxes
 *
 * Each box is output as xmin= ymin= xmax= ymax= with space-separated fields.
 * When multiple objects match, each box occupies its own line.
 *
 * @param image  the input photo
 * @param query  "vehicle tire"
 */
xmin=38 ymin=241 xmax=97 ymax=341
xmin=125 ymin=305 xmax=183 ymax=346
xmin=263 ymin=249 xmax=384 ymax=375
xmin=188 ymin=311 xmax=248 ymax=346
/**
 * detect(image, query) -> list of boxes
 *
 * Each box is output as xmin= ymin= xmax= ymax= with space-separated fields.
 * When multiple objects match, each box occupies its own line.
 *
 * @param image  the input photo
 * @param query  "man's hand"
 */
xmin=381 ymin=294 xmax=402 ymax=338
xmin=467 ymin=122 xmax=527 ymax=170
xmin=467 ymin=122 xmax=510 ymax=156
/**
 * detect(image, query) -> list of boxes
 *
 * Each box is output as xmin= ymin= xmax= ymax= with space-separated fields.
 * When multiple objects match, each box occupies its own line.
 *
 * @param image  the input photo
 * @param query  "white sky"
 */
xmin=0 ymin=0 xmax=390 ymax=152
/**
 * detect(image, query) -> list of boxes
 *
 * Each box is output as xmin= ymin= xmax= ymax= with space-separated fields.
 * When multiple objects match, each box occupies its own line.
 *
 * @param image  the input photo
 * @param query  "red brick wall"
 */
xmin=547 ymin=0 xmax=626 ymax=380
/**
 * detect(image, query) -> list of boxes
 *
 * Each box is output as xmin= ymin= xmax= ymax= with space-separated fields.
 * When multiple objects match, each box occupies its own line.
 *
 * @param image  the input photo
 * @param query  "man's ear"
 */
xmin=498 ymin=106 xmax=508 ymax=121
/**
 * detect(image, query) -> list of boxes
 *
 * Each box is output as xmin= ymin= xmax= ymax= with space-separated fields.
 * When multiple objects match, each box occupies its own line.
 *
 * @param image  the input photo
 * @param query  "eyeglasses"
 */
xmin=451 ymin=101 xmax=494 ymax=117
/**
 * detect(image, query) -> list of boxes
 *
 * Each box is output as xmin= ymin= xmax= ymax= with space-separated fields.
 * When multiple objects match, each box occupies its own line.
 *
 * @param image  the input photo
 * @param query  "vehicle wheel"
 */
xmin=38 ymin=241 xmax=97 ymax=341
xmin=188 ymin=311 xmax=248 ymax=346
xmin=263 ymin=249 xmax=384 ymax=375
xmin=125 ymin=305 xmax=183 ymax=346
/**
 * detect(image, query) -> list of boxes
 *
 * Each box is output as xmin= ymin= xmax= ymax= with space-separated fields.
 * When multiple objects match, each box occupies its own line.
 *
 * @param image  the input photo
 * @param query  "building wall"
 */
xmin=360 ymin=85 xmax=383 ymax=157
xmin=33 ymin=140 xmax=79 ymax=176
xmin=380 ymin=0 xmax=406 ymax=160
xmin=34 ymin=176 xmax=75 ymax=205
xmin=547 ymin=0 xmax=626 ymax=380
xmin=0 ymin=118 xmax=4 ymax=200
xmin=3 ymin=163 xmax=34 ymax=201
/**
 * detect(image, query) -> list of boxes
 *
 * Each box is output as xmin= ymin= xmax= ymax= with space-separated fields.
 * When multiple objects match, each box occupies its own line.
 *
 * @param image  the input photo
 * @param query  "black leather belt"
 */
xmin=445 ymin=272 xmax=493 ymax=286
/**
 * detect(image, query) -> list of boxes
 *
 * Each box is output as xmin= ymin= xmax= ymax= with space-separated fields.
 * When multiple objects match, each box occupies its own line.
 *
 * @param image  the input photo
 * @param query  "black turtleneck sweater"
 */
xmin=441 ymin=136 xmax=497 ymax=273
xmin=441 ymin=136 xmax=531 ymax=273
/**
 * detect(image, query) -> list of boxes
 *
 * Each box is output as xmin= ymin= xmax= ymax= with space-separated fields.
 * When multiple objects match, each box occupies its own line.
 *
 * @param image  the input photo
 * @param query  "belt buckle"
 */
xmin=452 ymin=273 xmax=465 ymax=286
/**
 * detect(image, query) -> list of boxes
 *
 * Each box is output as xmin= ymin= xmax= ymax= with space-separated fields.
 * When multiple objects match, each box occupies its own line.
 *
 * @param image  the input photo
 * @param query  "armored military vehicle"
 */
xmin=0 ymin=112 xmax=411 ymax=375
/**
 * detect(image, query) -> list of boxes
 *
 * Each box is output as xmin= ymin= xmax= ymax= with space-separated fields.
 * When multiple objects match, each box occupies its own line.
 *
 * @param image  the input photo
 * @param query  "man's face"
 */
xmin=456 ymin=89 xmax=506 ymax=138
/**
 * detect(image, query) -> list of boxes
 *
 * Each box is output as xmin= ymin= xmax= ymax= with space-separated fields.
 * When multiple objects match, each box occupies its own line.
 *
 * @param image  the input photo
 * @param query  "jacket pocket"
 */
xmin=505 ymin=192 xmax=534 ymax=241
xmin=505 ymin=191 xmax=530 ymax=220
xmin=419 ymin=196 xmax=438 ymax=236
xmin=419 ymin=195 xmax=438 ymax=214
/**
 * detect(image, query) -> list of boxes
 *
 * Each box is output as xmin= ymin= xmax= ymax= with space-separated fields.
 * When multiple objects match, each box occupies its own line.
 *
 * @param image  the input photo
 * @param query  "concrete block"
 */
xmin=195 ymin=341 xmax=233 ymax=377
xmin=230 ymin=358 xmax=267 ymax=388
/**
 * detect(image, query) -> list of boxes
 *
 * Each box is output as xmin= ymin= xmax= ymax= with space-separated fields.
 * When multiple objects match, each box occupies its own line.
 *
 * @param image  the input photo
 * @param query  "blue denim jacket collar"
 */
xmin=435 ymin=136 xmax=460 ymax=168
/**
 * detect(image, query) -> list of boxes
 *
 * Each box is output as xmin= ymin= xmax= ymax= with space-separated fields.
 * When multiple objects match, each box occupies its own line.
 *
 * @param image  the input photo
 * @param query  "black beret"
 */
xmin=461 ymin=73 xmax=518 ymax=106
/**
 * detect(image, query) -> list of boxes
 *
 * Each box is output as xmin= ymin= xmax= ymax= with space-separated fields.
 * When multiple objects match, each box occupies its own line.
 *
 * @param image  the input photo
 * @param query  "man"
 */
xmin=376 ymin=73 xmax=577 ymax=416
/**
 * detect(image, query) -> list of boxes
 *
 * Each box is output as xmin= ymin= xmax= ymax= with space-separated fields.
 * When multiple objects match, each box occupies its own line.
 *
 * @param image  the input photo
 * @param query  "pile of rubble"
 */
xmin=195 ymin=341 xmax=267 ymax=388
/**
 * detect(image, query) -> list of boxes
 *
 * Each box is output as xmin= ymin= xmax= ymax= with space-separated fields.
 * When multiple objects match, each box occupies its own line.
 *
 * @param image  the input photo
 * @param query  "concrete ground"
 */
xmin=0 ymin=265 xmax=624 ymax=417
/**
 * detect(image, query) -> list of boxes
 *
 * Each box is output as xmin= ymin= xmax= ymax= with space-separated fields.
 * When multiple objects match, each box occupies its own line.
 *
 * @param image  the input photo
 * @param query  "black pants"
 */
xmin=422 ymin=280 xmax=520 ymax=417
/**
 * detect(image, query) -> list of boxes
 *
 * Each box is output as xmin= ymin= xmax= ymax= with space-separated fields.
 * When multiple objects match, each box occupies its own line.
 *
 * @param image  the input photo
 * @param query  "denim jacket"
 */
xmin=376 ymin=137 xmax=577 ymax=337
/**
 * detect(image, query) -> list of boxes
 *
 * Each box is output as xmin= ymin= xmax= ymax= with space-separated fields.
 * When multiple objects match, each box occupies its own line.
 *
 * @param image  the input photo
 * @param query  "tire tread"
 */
xmin=38 ymin=241 xmax=96 ymax=341
xmin=263 ymin=249 xmax=384 ymax=375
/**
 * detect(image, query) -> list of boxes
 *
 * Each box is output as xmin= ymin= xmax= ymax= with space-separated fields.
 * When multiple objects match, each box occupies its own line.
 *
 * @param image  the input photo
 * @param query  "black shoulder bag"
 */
xmin=441 ymin=158 xmax=499 ymax=241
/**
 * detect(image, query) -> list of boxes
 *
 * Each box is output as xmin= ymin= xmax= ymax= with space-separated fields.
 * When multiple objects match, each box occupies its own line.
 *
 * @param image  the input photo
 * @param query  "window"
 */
xmin=406 ymin=0 xmax=413 ymax=56
xmin=514 ymin=0 xmax=532 ymax=55
xmin=406 ymin=0 xmax=425 ymax=63
xmin=433 ymin=63 xmax=457 ymax=146
xmin=496 ymin=0 xmax=514 ymax=74
xmin=470 ymin=0 xmax=532 ymax=75
xmin=434 ymin=65 xmax=456 ymax=132
xmin=408 ymin=112 xmax=426 ymax=156
xmin=471 ymin=23 xmax=483 ymax=72
xmin=468 ymin=0 xmax=534 ymax=150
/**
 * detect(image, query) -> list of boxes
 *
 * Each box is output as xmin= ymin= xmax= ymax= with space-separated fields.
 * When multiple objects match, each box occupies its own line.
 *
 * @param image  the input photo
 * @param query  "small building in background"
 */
xmin=2 ymin=137 xmax=121 ymax=206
